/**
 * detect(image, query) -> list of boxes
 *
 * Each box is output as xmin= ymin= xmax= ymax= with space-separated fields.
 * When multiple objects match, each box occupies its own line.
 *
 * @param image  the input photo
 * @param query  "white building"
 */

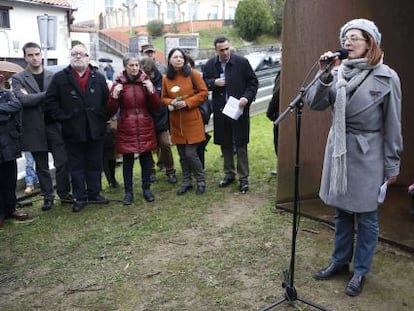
xmin=0 ymin=0 xmax=73 ymax=65
xmin=71 ymin=0 xmax=240 ymax=29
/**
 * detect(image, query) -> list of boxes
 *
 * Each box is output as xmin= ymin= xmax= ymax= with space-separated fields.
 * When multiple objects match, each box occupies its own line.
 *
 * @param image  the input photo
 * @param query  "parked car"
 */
xmin=244 ymin=51 xmax=281 ymax=88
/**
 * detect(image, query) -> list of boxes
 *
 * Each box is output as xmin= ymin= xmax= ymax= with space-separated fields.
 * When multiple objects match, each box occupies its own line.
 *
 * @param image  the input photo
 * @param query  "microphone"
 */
xmin=320 ymin=49 xmax=349 ymax=61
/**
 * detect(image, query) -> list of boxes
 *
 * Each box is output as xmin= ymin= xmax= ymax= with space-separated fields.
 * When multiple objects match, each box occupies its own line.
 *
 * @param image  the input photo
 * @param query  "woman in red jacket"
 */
xmin=107 ymin=53 xmax=160 ymax=204
xmin=162 ymin=48 xmax=208 ymax=195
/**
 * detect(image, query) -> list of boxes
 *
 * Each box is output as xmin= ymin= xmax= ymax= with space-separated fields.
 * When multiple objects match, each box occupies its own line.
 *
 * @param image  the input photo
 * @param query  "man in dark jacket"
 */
xmin=0 ymin=73 xmax=28 ymax=226
xmin=45 ymin=44 xmax=109 ymax=213
xmin=12 ymin=42 xmax=71 ymax=211
xmin=203 ymin=36 xmax=258 ymax=192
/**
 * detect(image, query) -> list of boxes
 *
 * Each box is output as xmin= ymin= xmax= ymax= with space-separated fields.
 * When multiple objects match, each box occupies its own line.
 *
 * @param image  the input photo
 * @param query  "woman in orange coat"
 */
xmin=161 ymin=48 xmax=208 ymax=195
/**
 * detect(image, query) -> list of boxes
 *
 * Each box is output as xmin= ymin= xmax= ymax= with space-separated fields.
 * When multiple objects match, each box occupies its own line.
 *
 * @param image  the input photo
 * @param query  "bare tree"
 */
xmin=173 ymin=0 xmax=187 ymax=22
xmin=152 ymin=0 xmax=163 ymax=20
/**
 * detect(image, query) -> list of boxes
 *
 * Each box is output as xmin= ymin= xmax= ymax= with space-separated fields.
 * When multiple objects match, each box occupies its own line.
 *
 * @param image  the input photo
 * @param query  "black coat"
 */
xmin=148 ymin=69 xmax=169 ymax=133
xmin=45 ymin=65 xmax=109 ymax=143
xmin=0 ymin=89 xmax=21 ymax=163
xmin=203 ymin=54 xmax=258 ymax=146
xmin=12 ymin=68 xmax=56 ymax=151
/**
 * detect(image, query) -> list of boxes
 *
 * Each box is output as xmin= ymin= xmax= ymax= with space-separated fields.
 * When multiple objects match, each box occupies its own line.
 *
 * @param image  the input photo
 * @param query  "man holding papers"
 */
xmin=203 ymin=36 xmax=258 ymax=192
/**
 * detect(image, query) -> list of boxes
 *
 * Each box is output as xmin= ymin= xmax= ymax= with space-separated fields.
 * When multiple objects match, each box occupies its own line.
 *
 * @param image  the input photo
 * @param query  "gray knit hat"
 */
xmin=339 ymin=18 xmax=381 ymax=46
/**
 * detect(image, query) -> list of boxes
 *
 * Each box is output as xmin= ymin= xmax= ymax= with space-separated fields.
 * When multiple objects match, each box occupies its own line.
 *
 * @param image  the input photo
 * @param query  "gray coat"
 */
xmin=12 ymin=68 xmax=55 ymax=151
xmin=305 ymin=64 xmax=402 ymax=213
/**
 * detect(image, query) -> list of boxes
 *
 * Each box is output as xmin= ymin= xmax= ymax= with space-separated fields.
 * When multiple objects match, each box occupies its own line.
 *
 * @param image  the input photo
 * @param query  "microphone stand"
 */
xmin=260 ymin=62 xmax=334 ymax=311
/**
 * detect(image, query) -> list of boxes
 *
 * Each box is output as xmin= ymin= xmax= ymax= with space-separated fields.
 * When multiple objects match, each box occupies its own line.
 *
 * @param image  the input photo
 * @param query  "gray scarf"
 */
xmin=330 ymin=58 xmax=375 ymax=195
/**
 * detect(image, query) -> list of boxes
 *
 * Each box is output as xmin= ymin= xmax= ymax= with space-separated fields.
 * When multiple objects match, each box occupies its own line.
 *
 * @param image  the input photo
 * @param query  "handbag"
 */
xmin=189 ymin=70 xmax=213 ymax=124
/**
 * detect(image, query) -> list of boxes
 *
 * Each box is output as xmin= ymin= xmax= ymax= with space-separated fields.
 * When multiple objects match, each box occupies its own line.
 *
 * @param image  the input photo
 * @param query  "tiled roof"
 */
xmin=26 ymin=0 xmax=72 ymax=8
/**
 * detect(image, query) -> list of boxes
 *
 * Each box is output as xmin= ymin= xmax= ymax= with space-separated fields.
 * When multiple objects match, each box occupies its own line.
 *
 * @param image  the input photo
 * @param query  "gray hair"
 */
xmin=122 ymin=53 xmax=140 ymax=67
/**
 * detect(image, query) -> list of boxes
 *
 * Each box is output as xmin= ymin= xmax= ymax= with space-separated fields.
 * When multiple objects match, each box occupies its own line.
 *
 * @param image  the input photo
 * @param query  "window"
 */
xmin=0 ymin=7 xmax=10 ymax=28
xmin=209 ymin=5 xmax=218 ymax=19
xmin=188 ymin=2 xmax=197 ymax=21
xmin=167 ymin=2 xmax=175 ymax=20
xmin=227 ymin=7 xmax=236 ymax=19
xmin=104 ymin=0 xmax=114 ymax=8
xmin=147 ymin=1 xmax=156 ymax=19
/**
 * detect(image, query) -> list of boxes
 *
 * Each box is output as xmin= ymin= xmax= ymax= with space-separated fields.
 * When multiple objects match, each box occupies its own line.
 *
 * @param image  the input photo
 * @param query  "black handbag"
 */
xmin=190 ymin=70 xmax=213 ymax=125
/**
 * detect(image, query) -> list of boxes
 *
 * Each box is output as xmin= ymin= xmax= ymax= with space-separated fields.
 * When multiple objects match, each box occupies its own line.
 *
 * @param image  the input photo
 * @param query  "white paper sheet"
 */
xmin=377 ymin=181 xmax=388 ymax=204
xmin=222 ymin=96 xmax=244 ymax=120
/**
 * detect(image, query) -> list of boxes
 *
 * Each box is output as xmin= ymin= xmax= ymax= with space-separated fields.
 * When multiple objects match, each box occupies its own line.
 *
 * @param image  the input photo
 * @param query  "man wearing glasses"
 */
xmin=45 ymin=44 xmax=110 ymax=212
xmin=203 ymin=36 xmax=258 ymax=193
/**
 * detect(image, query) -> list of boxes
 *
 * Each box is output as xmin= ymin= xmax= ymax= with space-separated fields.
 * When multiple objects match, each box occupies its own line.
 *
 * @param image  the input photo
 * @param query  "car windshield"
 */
xmin=244 ymin=54 xmax=264 ymax=71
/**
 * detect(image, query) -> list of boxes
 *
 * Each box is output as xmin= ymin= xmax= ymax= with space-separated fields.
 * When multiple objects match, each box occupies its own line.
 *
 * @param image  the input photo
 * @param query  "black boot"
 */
xmin=41 ymin=198 xmax=54 ymax=211
xmin=123 ymin=192 xmax=134 ymax=205
xmin=143 ymin=186 xmax=154 ymax=202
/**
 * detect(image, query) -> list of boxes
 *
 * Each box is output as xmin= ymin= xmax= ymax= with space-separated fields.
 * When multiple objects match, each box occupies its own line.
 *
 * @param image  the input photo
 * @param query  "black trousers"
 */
xmin=31 ymin=124 xmax=71 ymax=200
xmin=0 ymin=160 xmax=17 ymax=218
xmin=65 ymin=140 xmax=104 ymax=201
xmin=122 ymin=151 xmax=152 ymax=194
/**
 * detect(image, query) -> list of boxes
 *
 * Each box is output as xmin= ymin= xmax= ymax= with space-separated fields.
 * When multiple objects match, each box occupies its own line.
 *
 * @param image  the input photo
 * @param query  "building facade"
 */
xmin=71 ymin=0 xmax=240 ymax=29
xmin=0 ymin=0 xmax=72 ymax=65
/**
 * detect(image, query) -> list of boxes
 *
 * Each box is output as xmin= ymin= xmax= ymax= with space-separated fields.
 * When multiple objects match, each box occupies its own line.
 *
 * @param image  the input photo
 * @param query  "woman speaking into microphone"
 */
xmin=305 ymin=19 xmax=402 ymax=297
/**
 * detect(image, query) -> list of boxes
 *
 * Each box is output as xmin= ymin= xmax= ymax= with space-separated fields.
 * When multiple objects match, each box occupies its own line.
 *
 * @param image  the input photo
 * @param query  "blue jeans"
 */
xmin=23 ymin=152 xmax=38 ymax=186
xmin=332 ymin=208 xmax=379 ymax=276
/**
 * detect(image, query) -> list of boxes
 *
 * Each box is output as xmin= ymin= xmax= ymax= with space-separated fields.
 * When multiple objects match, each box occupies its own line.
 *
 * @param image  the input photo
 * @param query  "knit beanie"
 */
xmin=339 ymin=18 xmax=381 ymax=46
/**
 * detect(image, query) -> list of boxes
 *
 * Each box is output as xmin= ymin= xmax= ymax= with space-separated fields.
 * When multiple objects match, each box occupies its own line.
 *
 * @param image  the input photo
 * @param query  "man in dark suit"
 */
xmin=12 ymin=42 xmax=71 ymax=211
xmin=45 ymin=44 xmax=109 ymax=213
xmin=203 ymin=36 xmax=258 ymax=193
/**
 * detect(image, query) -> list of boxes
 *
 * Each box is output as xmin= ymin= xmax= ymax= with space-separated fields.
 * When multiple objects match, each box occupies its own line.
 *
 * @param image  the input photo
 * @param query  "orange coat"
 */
xmin=162 ymin=69 xmax=208 ymax=144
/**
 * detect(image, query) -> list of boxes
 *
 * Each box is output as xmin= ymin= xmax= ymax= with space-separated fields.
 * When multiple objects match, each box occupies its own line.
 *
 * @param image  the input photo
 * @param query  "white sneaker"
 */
xmin=24 ymin=185 xmax=35 ymax=194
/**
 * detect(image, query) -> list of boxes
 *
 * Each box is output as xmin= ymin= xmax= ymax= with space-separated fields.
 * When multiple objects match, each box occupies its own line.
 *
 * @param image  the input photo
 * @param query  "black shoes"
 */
xmin=219 ymin=177 xmax=235 ymax=187
xmin=177 ymin=185 xmax=193 ymax=195
xmin=72 ymin=201 xmax=85 ymax=213
xmin=123 ymin=192 xmax=134 ymax=205
xmin=87 ymin=195 xmax=109 ymax=204
xmin=196 ymin=185 xmax=206 ymax=195
xmin=345 ymin=274 xmax=365 ymax=296
xmin=143 ymin=189 xmax=155 ymax=202
xmin=314 ymin=262 xmax=350 ymax=280
xmin=239 ymin=180 xmax=249 ymax=193
xmin=41 ymin=199 xmax=54 ymax=211
xmin=167 ymin=174 xmax=178 ymax=184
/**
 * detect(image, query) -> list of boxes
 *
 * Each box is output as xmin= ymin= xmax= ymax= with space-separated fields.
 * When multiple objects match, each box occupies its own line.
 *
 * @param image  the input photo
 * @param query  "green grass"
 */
xmin=1 ymin=113 xmax=414 ymax=311
xmin=152 ymin=27 xmax=279 ymax=51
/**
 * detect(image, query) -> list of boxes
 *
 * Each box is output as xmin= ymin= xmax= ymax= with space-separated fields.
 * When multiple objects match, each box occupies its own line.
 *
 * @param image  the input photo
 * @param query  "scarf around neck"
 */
xmin=329 ymin=58 xmax=379 ymax=195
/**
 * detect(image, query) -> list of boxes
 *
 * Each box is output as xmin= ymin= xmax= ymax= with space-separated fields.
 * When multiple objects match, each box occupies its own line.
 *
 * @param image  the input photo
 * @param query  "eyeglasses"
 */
xmin=341 ymin=34 xmax=366 ymax=46
xmin=71 ymin=51 xmax=89 ymax=57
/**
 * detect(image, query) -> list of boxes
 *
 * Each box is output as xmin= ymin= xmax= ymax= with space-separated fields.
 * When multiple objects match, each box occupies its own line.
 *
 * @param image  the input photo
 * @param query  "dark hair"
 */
xmin=185 ymin=53 xmax=195 ymax=68
xmin=166 ymin=48 xmax=191 ymax=79
xmin=22 ymin=42 xmax=41 ymax=56
xmin=214 ymin=36 xmax=229 ymax=47
xmin=139 ymin=56 xmax=157 ymax=74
